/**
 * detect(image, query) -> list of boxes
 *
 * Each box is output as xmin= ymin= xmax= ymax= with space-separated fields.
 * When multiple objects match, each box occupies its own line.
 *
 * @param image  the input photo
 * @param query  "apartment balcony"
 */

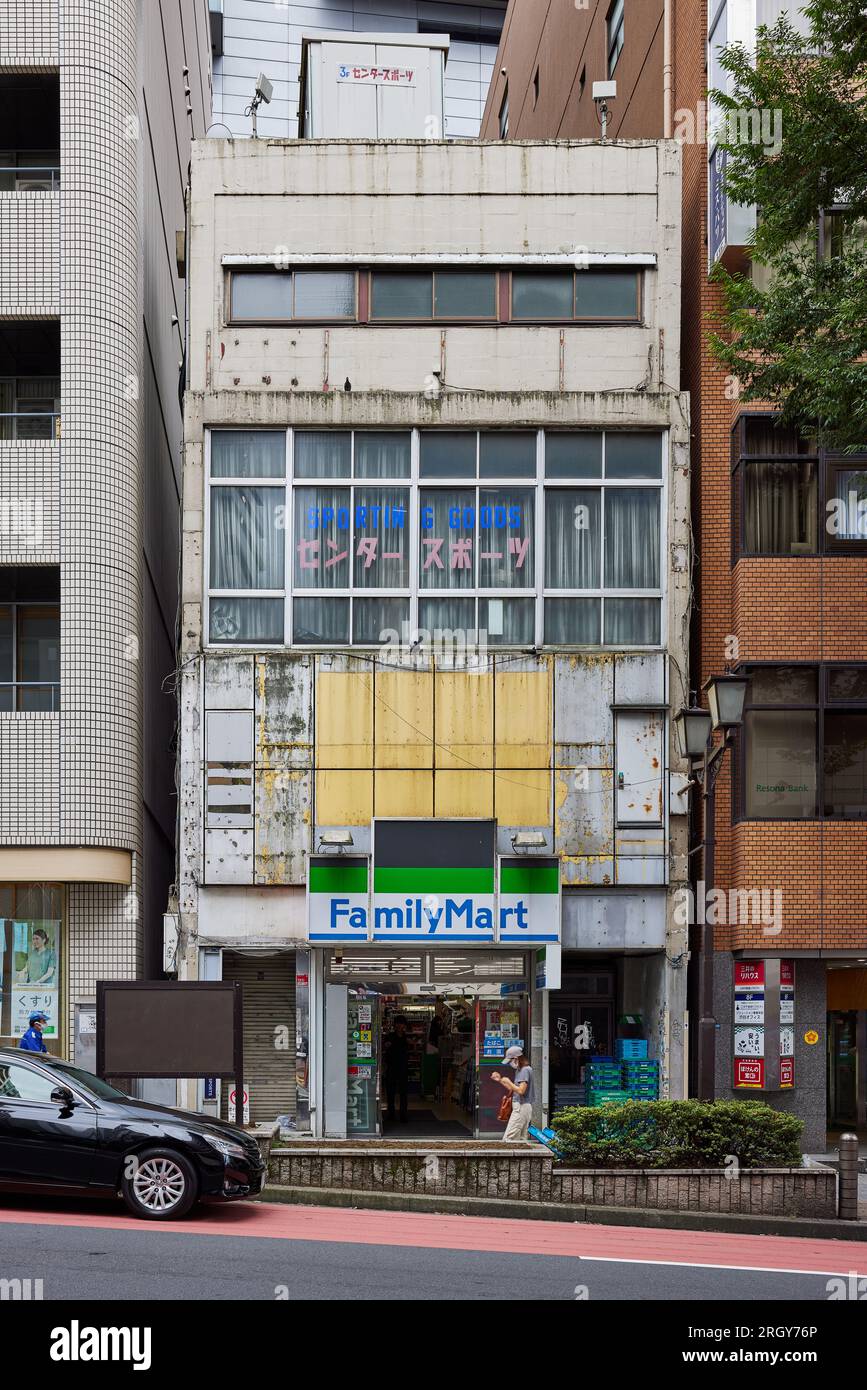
xmin=0 ymin=78 xmax=60 ymax=314
xmin=0 ymin=323 xmax=60 ymax=443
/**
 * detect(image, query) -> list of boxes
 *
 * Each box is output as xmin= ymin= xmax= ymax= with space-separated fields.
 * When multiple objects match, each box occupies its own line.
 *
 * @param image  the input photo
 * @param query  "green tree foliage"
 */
xmin=709 ymin=1 xmax=867 ymax=451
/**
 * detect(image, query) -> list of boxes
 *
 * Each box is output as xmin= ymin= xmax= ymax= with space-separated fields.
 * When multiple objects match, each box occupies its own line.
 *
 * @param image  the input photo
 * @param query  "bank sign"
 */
xmin=307 ymin=821 xmax=559 ymax=946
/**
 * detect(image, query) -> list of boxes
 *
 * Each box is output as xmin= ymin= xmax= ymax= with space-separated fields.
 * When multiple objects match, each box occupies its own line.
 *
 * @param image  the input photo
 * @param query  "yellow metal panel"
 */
xmin=315 ymin=672 xmax=373 ymax=769
xmin=374 ymin=670 xmax=434 ymax=770
xmin=495 ymin=768 xmax=551 ymax=827
xmin=495 ymin=670 xmax=552 ymax=768
xmin=315 ymin=770 xmax=373 ymax=825
xmin=434 ymin=672 xmax=494 ymax=771
xmin=434 ymin=770 xmax=494 ymax=818
xmin=375 ymin=770 xmax=433 ymax=818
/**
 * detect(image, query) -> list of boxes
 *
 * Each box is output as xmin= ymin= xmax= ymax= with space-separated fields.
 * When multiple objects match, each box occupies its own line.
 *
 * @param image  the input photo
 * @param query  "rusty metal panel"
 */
xmin=204 ymin=655 xmax=254 ymax=710
xmin=613 ymin=653 xmax=665 ymax=706
xmin=255 ymin=767 xmax=312 ymax=885
xmin=494 ymin=664 xmax=551 ymax=769
xmin=374 ymin=668 xmax=434 ymax=770
xmin=615 ymin=710 xmax=664 ymax=825
xmin=316 ymin=769 xmax=373 ymax=826
xmin=315 ymin=657 xmax=374 ymax=769
xmin=204 ymin=827 xmax=254 ymax=884
xmin=434 ymin=769 xmax=493 ymax=819
xmin=374 ymin=769 xmax=433 ymax=818
xmin=553 ymin=653 xmax=615 ymax=763
xmin=255 ymin=654 xmax=313 ymax=770
xmin=555 ymin=766 xmax=614 ymax=855
xmin=434 ymin=670 xmax=493 ymax=771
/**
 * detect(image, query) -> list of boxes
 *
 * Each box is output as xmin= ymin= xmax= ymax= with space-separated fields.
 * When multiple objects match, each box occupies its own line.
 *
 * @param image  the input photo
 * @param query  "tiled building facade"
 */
xmin=0 ymin=0 xmax=211 ymax=1061
xmin=482 ymin=0 xmax=867 ymax=1149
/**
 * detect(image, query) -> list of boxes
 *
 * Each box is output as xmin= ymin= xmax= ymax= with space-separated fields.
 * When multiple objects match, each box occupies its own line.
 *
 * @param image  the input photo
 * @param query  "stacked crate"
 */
xmin=586 ymin=1057 xmax=628 ymax=1107
xmin=613 ymin=1040 xmax=660 ymax=1100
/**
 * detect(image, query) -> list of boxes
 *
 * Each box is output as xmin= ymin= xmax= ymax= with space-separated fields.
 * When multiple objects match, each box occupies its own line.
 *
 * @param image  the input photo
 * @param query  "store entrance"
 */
xmin=380 ymin=996 xmax=476 ymax=1138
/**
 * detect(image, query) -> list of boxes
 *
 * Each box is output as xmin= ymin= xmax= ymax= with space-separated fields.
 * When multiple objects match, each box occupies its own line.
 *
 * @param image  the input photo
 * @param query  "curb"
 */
xmin=259 ymin=1184 xmax=867 ymax=1240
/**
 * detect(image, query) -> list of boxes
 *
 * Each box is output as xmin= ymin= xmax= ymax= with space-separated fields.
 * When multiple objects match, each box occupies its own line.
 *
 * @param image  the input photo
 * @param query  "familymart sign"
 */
xmin=307 ymin=820 xmax=559 ymax=946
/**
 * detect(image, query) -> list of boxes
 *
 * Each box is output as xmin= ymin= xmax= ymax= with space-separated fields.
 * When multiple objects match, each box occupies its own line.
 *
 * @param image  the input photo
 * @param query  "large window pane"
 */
xmin=749 ymin=666 xmax=817 ymax=704
xmin=354 ymin=432 xmax=411 ymax=479
xmin=603 ymin=598 xmax=660 ymax=645
xmin=292 ymin=598 xmax=349 ymax=644
xmin=0 ymin=606 xmax=11 ymax=682
xmin=210 ymin=488 xmax=285 ymax=589
xmin=544 ymin=598 xmax=600 ymax=645
xmin=479 ymin=433 xmax=536 ymax=478
xmin=479 ymin=489 xmax=534 ymax=589
xmin=210 ymin=597 xmax=284 ymax=644
xmin=512 ymin=272 xmax=573 ymax=319
xmin=293 ymin=271 xmax=355 ymax=319
xmin=545 ymin=433 xmax=602 ymax=478
xmin=545 ymin=490 xmax=601 ymax=588
xmin=371 ymin=272 xmax=432 ymax=319
xmin=293 ymin=486 xmax=351 ymax=589
xmin=231 ymin=272 xmax=293 ymax=320
xmin=294 ymin=432 xmax=351 ymax=479
xmin=575 ymin=271 xmax=639 ymax=319
xmin=824 ymin=713 xmax=867 ymax=817
xmin=744 ymin=418 xmax=814 ymax=455
xmin=419 ymin=432 xmax=476 ymax=478
xmin=434 ymin=271 xmax=497 ymax=318
xmin=744 ymin=460 xmax=817 ymax=554
xmin=827 ymin=466 xmax=867 ymax=542
xmin=419 ymin=490 xmax=474 ymax=589
xmin=211 ymin=431 xmax=286 ymax=479
xmin=827 ymin=666 xmax=867 ymax=703
xmin=353 ymin=597 xmax=410 ymax=645
xmin=480 ymin=598 xmax=534 ymax=646
xmin=353 ymin=487 xmax=410 ymax=589
xmin=18 ymin=606 xmax=59 ymax=683
xmin=745 ymin=710 xmax=818 ymax=818
xmin=418 ymin=596 xmax=475 ymax=637
xmin=605 ymin=433 xmax=662 ymax=479
xmin=604 ymin=490 xmax=660 ymax=588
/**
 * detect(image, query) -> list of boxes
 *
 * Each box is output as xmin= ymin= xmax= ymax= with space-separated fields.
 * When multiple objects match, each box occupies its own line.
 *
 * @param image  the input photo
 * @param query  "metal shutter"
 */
xmin=220 ymin=951 xmax=295 ymax=1125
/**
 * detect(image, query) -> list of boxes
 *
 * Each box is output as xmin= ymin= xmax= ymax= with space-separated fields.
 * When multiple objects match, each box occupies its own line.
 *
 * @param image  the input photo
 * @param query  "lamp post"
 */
xmin=674 ymin=671 xmax=748 ymax=1101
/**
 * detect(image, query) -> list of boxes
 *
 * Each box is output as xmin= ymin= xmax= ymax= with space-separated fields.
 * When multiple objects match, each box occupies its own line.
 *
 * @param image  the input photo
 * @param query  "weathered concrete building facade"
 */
xmin=177 ymin=137 xmax=692 ymax=1134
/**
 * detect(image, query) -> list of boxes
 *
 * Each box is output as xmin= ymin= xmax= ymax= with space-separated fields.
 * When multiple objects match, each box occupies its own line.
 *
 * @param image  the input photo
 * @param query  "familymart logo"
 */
xmin=49 ymin=1321 xmax=152 ymax=1371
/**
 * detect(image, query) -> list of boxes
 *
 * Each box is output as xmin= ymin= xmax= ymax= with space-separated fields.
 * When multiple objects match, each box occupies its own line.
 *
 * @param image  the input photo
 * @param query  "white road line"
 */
xmin=578 ymin=1255 xmax=856 ymax=1277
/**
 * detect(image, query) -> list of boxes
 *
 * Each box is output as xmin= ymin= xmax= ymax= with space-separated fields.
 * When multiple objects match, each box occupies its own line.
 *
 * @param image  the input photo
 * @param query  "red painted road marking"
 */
xmin=0 ymin=1200 xmax=866 ymax=1274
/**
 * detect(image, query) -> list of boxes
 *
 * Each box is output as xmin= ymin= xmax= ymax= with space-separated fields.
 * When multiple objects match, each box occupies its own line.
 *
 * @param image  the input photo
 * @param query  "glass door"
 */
xmin=828 ymin=1011 xmax=858 ymax=1128
xmin=476 ymin=995 xmax=529 ymax=1136
xmin=346 ymin=990 xmax=380 ymax=1135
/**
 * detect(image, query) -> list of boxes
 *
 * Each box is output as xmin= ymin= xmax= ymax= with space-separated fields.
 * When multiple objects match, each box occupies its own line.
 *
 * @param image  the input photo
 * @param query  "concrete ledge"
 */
xmin=260 ymin=1184 xmax=867 ymax=1240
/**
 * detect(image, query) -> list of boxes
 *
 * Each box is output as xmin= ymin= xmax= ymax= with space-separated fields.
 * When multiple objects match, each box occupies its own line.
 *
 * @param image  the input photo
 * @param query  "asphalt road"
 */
xmin=1 ymin=1196 xmax=865 ymax=1301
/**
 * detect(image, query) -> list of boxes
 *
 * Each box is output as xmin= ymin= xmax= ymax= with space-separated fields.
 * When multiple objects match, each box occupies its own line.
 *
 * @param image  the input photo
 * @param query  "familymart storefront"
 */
xmin=307 ymin=819 xmax=560 ymax=1139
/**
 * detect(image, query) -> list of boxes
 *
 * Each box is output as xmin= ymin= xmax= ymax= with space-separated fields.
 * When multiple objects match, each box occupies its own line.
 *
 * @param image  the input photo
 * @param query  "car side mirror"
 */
xmin=51 ymin=1086 xmax=75 ymax=1107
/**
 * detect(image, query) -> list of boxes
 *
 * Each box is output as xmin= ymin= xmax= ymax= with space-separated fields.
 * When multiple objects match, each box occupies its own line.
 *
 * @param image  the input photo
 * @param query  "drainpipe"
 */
xmin=663 ymin=0 xmax=674 ymax=138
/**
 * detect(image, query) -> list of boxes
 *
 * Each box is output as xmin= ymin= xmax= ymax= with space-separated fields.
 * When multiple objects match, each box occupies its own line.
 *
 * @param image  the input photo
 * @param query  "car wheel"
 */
xmin=121 ymin=1147 xmax=198 ymax=1220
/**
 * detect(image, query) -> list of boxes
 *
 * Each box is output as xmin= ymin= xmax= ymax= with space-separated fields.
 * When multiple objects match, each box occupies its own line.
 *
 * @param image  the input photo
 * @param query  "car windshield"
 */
xmin=46 ymin=1061 xmax=130 ymax=1101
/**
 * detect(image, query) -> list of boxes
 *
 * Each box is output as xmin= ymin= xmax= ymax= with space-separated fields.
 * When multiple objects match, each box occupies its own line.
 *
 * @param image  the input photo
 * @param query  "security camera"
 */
xmin=255 ymin=72 xmax=273 ymax=105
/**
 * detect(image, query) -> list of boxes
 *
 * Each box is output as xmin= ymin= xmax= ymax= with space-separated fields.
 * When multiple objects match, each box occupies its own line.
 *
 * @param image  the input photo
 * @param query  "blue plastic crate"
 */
xmin=615 ymin=1039 xmax=648 ymax=1060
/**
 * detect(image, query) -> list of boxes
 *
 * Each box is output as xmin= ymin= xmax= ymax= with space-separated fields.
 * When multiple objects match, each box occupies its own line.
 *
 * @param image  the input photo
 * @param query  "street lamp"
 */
xmin=679 ymin=673 xmax=748 ymax=1101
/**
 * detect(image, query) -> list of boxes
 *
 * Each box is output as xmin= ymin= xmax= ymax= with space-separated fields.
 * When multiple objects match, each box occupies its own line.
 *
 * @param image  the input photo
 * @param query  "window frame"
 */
xmin=204 ymin=429 xmax=667 ymax=652
xmin=735 ymin=661 xmax=867 ymax=822
xmin=0 ymin=600 xmax=61 ymax=711
xmin=731 ymin=412 xmax=867 ymax=559
xmin=224 ymin=267 xmax=644 ymax=328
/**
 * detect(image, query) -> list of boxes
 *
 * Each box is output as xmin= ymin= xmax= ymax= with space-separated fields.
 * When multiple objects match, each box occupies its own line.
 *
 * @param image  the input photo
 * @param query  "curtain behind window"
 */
xmin=210 ymin=488 xmax=284 ymax=589
xmin=354 ymin=433 xmax=411 ymax=479
xmin=545 ymin=490 xmax=600 ymax=588
xmin=604 ymin=490 xmax=660 ymax=588
xmin=744 ymin=461 xmax=817 ymax=553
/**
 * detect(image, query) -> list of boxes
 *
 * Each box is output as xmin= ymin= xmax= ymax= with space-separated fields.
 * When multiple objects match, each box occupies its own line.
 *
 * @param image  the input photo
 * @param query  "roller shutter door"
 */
xmin=221 ymin=951 xmax=295 ymax=1125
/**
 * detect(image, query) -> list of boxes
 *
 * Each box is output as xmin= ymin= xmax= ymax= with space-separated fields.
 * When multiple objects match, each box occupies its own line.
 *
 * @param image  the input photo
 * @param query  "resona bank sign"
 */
xmin=307 ymin=820 xmax=559 ymax=946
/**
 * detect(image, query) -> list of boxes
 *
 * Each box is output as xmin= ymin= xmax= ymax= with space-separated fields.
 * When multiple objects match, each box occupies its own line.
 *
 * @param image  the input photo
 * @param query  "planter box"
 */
xmin=266 ymin=1144 xmax=837 ymax=1219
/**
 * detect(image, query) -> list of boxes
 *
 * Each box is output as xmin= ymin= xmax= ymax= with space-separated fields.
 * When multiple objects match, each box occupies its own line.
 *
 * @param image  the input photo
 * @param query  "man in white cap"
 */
xmin=491 ymin=1045 xmax=534 ymax=1141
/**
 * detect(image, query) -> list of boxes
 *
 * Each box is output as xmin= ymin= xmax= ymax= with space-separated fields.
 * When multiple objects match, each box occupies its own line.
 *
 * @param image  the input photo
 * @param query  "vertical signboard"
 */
xmin=733 ymin=959 xmax=795 ymax=1090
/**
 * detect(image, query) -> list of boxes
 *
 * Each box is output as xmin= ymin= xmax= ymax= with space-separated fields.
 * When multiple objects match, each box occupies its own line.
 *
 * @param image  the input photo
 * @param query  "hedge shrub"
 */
xmin=550 ymin=1099 xmax=803 ymax=1169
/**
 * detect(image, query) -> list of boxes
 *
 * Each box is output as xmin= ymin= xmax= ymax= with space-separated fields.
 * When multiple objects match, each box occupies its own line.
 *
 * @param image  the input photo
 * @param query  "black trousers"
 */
xmin=385 ymin=1074 xmax=408 ymax=1121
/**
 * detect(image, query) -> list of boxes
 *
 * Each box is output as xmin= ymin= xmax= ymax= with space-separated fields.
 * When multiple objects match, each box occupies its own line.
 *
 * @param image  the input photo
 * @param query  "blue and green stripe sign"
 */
xmin=306 ymin=824 xmax=560 ymax=944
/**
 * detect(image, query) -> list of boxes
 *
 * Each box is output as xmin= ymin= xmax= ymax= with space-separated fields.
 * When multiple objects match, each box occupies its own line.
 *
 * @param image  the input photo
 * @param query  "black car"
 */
xmin=0 ymin=1048 xmax=265 ymax=1220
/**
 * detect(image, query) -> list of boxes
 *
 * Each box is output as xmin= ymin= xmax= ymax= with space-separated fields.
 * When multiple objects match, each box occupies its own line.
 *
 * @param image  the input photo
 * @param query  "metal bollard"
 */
xmin=838 ymin=1132 xmax=859 ymax=1221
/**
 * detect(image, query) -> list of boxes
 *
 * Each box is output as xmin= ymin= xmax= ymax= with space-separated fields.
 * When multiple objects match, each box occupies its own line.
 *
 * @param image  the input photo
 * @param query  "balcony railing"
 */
xmin=0 ymin=412 xmax=60 ymax=441
xmin=0 ymin=164 xmax=60 ymax=192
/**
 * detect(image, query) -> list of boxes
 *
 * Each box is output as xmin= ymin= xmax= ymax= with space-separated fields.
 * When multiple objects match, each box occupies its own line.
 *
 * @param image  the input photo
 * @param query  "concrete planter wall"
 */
xmin=267 ymin=1147 xmax=837 ymax=1218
